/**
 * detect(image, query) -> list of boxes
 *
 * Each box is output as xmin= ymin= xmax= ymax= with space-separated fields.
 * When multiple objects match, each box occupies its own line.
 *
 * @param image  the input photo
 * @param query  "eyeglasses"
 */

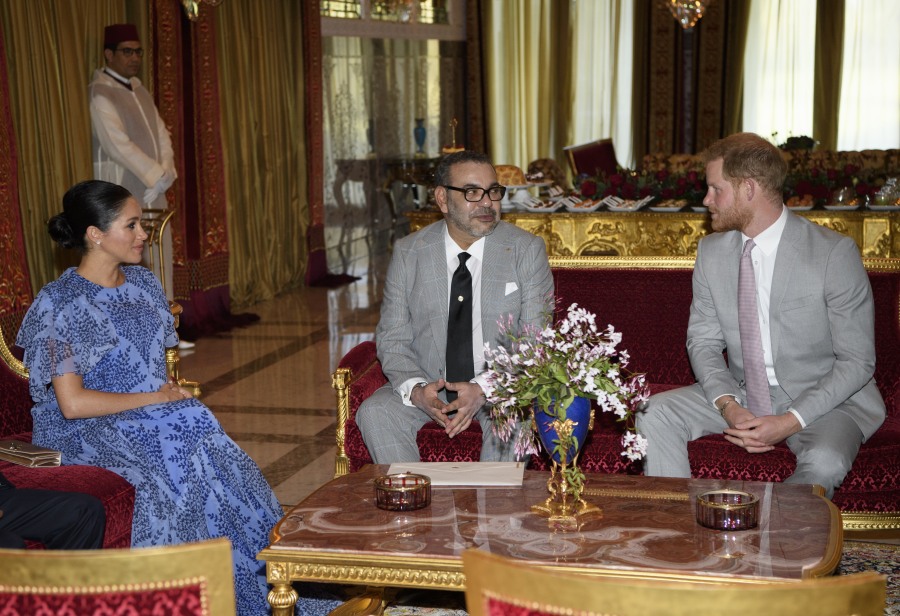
xmin=444 ymin=185 xmax=506 ymax=202
xmin=116 ymin=47 xmax=144 ymax=58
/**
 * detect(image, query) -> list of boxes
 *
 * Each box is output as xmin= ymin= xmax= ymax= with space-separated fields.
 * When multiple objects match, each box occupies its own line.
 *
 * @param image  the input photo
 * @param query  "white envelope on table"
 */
xmin=387 ymin=462 xmax=525 ymax=486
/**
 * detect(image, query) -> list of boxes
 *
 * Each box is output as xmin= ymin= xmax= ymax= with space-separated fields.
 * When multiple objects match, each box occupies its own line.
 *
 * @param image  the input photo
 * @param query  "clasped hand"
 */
xmin=143 ymin=170 xmax=176 ymax=205
xmin=722 ymin=403 xmax=801 ymax=453
xmin=158 ymin=381 xmax=193 ymax=402
xmin=410 ymin=379 xmax=485 ymax=439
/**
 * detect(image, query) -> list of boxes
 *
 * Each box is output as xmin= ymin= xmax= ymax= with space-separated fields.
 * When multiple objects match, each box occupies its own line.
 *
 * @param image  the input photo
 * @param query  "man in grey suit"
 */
xmin=357 ymin=151 xmax=554 ymax=463
xmin=637 ymin=133 xmax=884 ymax=498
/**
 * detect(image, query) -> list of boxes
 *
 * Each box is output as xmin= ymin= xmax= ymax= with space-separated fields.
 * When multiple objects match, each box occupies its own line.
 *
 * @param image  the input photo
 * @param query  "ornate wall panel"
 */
xmin=647 ymin=6 xmax=677 ymax=155
xmin=694 ymin=2 xmax=726 ymax=153
xmin=302 ymin=0 xmax=328 ymax=285
xmin=0 ymin=27 xmax=31 ymax=343
xmin=152 ymin=0 xmax=249 ymax=337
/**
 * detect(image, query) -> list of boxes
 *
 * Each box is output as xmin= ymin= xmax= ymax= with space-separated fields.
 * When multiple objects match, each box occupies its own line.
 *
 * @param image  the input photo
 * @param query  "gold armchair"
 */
xmin=0 ymin=538 xmax=235 ymax=615
xmin=462 ymin=549 xmax=886 ymax=616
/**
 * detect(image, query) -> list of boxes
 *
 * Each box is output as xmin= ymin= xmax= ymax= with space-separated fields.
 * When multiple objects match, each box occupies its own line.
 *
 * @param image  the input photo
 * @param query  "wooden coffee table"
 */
xmin=259 ymin=465 xmax=842 ymax=614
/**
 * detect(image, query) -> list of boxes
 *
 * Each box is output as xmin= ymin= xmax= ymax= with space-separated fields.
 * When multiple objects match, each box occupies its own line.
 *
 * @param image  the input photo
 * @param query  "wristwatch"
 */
xmin=717 ymin=397 xmax=737 ymax=418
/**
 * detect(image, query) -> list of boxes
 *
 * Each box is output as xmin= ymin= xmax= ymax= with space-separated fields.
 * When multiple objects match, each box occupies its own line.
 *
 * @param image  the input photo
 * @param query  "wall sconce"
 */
xmin=181 ymin=0 xmax=224 ymax=22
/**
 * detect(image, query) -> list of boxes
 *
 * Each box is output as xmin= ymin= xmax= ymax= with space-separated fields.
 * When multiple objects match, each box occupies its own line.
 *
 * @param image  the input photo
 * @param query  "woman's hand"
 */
xmin=158 ymin=381 xmax=193 ymax=402
xmin=53 ymin=373 xmax=194 ymax=419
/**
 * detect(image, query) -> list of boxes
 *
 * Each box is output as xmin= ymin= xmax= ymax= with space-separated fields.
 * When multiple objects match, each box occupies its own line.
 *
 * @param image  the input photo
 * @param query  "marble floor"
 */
xmin=178 ymin=247 xmax=388 ymax=509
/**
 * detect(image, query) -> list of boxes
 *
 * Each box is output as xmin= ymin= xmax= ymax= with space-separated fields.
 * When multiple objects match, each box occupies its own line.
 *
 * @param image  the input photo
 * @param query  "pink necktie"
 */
xmin=738 ymin=239 xmax=773 ymax=416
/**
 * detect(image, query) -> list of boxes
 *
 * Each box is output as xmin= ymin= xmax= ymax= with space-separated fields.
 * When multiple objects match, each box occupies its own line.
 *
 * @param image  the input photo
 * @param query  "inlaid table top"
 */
xmin=259 ymin=465 xmax=842 ymax=613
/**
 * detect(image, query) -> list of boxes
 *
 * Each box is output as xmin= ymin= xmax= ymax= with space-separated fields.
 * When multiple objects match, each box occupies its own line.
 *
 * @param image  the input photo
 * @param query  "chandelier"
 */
xmin=181 ymin=0 xmax=224 ymax=22
xmin=664 ymin=0 xmax=710 ymax=30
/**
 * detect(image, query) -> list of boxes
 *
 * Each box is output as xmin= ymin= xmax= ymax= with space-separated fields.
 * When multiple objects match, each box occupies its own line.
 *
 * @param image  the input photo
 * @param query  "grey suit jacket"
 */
xmin=376 ymin=220 xmax=554 ymax=390
xmin=687 ymin=210 xmax=885 ymax=440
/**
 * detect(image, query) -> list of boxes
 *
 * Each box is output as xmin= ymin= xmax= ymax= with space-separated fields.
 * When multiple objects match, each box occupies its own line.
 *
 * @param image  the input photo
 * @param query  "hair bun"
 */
xmin=47 ymin=212 xmax=76 ymax=248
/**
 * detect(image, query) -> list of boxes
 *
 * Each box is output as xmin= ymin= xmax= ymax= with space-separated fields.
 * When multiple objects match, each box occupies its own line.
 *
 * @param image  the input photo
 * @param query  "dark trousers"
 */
xmin=0 ymin=483 xmax=106 ymax=550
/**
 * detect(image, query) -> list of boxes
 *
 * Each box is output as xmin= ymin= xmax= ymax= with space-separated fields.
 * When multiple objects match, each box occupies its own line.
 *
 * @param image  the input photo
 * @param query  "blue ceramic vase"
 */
xmin=413 ymin=118 xmax=426 ymax=156
xmin=533 ymin=397 xmax=592 ymax=464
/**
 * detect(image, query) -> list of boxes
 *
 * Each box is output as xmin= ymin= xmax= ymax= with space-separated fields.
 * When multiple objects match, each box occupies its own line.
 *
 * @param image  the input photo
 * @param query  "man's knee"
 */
xmin=355 ymin=387 xmax=393 ymax=435
xmin=636 ymin=392 xmax=679 ymax=434
xmin=792 ymin=445 xmax=856 ymax=493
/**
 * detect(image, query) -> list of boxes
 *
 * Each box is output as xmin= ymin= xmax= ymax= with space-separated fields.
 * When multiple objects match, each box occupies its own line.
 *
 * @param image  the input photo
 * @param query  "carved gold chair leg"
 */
xmin=167 ymin=301 xmax=202 ymax=398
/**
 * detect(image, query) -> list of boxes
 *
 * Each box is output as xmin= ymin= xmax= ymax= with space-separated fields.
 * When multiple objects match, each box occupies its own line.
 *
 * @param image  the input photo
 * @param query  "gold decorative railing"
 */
xmin=406 ymin=210 xmax=899 ymax=258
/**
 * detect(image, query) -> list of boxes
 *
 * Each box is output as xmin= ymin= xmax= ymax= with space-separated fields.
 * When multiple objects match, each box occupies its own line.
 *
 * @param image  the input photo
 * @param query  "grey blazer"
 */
xmin=376 ymin=220 xmax=554 ymax=390
xmin=687 ymin=209 xmax=885 ymax=440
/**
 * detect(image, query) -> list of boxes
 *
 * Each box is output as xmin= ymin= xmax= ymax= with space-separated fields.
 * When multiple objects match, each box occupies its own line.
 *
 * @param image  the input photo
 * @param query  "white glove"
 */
xmin=143 ymin=184 xmax=162 ymax=205
xmin=159 ymin=169 xmax=176 ymax=192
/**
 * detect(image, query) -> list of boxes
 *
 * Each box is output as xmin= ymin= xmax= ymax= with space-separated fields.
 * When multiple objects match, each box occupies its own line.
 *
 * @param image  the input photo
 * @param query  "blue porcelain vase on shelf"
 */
xmin=531 ymin=396 xmax=599 ymax=524
xmin=413 ymin=118 xmax=426 ymax=157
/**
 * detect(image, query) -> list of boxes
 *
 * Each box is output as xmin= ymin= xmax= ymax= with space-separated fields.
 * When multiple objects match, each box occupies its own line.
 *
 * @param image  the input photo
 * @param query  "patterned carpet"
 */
xmin=376 ymin=541 xmax=900 ymax=616
xmin=838 ymin=541 xmax=900 ymax=615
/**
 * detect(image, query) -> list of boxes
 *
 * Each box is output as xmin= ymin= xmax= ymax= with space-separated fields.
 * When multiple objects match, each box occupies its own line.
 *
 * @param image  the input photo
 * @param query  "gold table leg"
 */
xmin=268 ymin=580 xmax=298 ymax=616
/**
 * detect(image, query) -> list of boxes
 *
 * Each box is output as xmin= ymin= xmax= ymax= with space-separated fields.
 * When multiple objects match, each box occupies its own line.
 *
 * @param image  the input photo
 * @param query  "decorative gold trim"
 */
xmin=547 ymin=255 xmax=900 ymax=272
xmin=261 ymin=551 xmax=466 ymax=590
xmin=582 ymin=488 xmax=689 ymax=502
xmin=861 ymin=256 xmax=900 ymax=272
xmin=0 ymin=322 xmax=27 ymax=379
xmin=0 ymin=576 xmax=208 ymax=596
xmin=840 ymin=512 xmax=900 ymax=531
xmin=260 ymin=548 xmax=828 ymax=590
xmin=548 ymin=255 xmax=695 ymax=269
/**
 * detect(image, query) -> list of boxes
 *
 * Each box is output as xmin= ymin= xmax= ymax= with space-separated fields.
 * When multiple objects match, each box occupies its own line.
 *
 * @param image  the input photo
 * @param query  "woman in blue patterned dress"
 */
xmin=16 ymin=180 xmax=283 ymax=615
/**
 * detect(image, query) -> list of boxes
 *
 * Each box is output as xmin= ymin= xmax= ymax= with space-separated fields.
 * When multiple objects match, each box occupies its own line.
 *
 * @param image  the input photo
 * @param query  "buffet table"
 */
xmin=405 ymin=209 xmax=899 ymax=258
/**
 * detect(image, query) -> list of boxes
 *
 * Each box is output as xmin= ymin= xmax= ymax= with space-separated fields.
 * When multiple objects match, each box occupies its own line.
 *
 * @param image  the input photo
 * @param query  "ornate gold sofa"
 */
xmin=333 ymin=256 xmax=900 ymax=534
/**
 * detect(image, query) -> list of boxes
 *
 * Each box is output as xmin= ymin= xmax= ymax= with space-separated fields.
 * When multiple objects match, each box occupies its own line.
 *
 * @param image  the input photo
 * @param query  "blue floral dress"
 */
xmin=16 ymin=266 xmax=283 ymax=616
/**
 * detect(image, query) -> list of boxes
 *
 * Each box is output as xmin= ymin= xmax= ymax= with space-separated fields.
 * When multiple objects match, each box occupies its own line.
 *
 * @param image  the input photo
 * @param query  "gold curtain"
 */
xmin=813 ymin=0 xmax=844 ymax=150
xmin=215 ymin=0 xmax=308 ymax=306
xmin=0 ymin=1 xmax=146 ymax=295
xmin=482 ymin=0 xmax=570 ymax=168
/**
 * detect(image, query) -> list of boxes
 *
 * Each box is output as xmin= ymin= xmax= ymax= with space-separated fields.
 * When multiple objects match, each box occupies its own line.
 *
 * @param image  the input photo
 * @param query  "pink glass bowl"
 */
xmin=374 ymin=473 xmax=432 ymax=511
xmin=696 ymin=489 xmax=759 ymax=531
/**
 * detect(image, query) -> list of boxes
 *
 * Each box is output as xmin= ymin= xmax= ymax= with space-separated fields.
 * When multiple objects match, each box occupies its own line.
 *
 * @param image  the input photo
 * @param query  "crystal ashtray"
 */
xmin=695 ymin=489 xmax=759 ymax=531
xmin=374 ymin=473 xmax=432 ymax=511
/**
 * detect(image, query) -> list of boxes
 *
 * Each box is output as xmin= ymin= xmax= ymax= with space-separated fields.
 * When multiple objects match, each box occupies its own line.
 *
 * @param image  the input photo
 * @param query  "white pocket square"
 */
xmin=505 ymin=282 xmax=518 ymax=296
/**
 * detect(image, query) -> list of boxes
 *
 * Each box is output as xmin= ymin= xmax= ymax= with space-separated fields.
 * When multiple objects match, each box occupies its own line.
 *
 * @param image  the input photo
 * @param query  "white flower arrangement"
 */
xmin=484 ymin=303 xmax=649 ymax=463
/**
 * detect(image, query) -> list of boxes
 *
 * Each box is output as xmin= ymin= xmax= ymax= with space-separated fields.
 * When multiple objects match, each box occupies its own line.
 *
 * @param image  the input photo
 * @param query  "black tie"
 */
xmin=446 ymin=252 xmax=473 ymax=402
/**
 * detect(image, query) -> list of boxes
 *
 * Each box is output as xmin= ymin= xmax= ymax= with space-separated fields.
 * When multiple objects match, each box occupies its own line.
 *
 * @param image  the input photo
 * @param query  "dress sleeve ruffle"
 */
xmin=16 ymin=291 xmax=118 ymax=402
xmin=127 ymin=266 xmax=178 ymax=348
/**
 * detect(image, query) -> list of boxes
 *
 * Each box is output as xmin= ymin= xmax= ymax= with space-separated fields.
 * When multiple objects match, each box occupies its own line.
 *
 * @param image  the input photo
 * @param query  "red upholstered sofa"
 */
xmin=332 ymin=256 xmax=900 ymax=533
xmin=0 ymin=325 xmax=135 ymax=548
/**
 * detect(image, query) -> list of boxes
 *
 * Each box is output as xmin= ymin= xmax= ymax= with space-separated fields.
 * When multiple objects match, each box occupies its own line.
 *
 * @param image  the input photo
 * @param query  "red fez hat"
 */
xmin=104 ymin=24 xmax=140 ymax=48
